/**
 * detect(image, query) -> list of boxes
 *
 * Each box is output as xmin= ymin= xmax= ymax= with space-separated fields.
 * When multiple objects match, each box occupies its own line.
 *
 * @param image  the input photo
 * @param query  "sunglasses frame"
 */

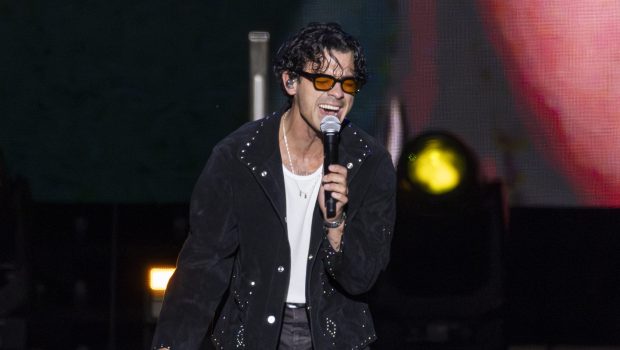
xmin=296 ymin=71 xmax=360 ymax=95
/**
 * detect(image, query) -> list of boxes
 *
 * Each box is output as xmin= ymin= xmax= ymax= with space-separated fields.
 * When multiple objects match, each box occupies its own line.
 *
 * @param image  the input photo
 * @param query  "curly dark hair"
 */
xmin=273 ymin=22 xmax=367 ymax=101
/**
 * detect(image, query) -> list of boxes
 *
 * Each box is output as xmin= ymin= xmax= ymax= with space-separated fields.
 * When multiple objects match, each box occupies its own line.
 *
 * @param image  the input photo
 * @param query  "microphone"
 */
xmin=320 ymin=115 xmax=342 ymax=218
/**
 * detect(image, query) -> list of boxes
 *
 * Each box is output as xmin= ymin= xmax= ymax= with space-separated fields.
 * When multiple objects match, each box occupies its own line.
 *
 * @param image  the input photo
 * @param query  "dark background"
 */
xmin=0 ymin=0 xmax=396 ymax=203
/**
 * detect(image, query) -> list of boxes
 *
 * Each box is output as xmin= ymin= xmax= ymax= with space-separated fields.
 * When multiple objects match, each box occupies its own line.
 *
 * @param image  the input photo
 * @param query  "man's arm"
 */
xmin=151 ymin=146 xmax=239 ymax=349
xmin=321 ymin=153 xmax=396 ymax=295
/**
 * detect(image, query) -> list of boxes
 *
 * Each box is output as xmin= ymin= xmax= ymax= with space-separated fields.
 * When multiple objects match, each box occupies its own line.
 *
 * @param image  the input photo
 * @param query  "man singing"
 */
xmin=152 ymin=22 xmax=396 ymax=349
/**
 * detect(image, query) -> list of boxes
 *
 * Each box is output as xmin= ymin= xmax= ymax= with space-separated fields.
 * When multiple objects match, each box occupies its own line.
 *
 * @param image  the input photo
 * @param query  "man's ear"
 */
xmin=282 ymin=71 xmax=297 ymax=95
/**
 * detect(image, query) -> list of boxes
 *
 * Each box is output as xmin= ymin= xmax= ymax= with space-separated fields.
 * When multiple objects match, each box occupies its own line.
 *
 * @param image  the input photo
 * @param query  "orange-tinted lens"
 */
xmin=341 ymin=79 xmax=359 ymax=94
xmin=313 ymin=76 xmax=336 ymax=91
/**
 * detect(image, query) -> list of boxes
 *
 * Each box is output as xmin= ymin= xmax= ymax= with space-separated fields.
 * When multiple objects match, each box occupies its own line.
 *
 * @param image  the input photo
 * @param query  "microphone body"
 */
xmin=320 ymin=115 xmax=342 ymax=218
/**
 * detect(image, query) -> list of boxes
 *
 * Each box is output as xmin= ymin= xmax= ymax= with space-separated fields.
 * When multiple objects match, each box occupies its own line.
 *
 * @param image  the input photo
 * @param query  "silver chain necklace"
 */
xmin=282 ymin=113 xmax=296 ymax=175
xmin=281 ymin=113 xmax=321 ymax=199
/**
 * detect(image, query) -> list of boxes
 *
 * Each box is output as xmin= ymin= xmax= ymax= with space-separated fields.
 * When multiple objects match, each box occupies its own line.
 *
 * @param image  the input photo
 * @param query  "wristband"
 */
xmin=324 ymin=211 xmax=346 ymax=229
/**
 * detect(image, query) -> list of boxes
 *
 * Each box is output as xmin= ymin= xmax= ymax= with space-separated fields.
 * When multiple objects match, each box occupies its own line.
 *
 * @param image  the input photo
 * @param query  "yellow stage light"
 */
xmin=408 ymin=140 xmax=464 ymax=194
xmin=397 ymin=131 xmax=480 ymax=208
xmin=149 ymin=266 xmax=175 ymax=293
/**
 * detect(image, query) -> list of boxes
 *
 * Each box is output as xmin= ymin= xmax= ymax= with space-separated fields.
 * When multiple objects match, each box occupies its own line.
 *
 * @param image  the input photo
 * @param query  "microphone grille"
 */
xmin=320 ymin=115 xmax=341 ymax=133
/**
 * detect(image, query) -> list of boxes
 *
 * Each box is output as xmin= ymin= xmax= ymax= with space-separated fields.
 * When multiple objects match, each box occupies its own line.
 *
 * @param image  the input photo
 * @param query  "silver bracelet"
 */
xmin=324 ymin=211 xmax=346 ymax=229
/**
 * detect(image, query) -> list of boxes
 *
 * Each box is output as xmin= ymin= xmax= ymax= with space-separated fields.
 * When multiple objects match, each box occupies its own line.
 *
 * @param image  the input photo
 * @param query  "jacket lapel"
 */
xmin=338 ymin=122 xmax=368 ymax=184
xmin=237 ymin=114 xmax=287 ymax=230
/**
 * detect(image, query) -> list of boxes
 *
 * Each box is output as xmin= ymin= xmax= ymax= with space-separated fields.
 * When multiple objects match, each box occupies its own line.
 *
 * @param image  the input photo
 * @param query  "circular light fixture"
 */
xmin=398 ymin=131 xmax=479 ymax=202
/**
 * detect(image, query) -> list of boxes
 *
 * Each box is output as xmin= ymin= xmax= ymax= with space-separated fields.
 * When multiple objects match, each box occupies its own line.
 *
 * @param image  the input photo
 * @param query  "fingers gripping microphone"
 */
xmin=320 ymin=115 xmax=342 ymax=218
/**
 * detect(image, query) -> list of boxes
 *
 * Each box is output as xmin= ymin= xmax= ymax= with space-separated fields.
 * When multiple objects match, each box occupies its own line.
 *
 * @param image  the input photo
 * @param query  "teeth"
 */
xmin=319 ymin=104 xmax=340 ymax=112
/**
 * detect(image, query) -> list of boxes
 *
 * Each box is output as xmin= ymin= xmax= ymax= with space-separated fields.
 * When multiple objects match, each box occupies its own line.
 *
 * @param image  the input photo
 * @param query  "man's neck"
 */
xmin=281 ymin=110 xmax=324 ymax=175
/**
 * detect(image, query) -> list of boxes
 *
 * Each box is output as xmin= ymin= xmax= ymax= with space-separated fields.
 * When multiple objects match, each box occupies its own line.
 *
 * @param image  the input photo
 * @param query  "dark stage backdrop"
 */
xmin=0 ymin=0 xmax=397 ymax=203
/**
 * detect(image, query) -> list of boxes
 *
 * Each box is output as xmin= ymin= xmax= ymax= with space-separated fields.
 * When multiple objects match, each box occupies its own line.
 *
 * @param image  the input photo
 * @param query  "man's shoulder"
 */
xmin=341 ymin=120 xmax=390 ymax=158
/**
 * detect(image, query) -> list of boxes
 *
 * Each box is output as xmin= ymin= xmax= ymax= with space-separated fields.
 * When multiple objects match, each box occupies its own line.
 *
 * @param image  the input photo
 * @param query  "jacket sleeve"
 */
xmin=151 ymin=145 xmax=239 ymax=350
xmin=322 ymin=152 xmax=396 ymax=295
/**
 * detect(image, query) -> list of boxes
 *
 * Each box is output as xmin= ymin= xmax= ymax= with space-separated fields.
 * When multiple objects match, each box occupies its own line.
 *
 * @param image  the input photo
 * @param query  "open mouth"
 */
xmin=319 ymin=104 xmax=341 ymax=116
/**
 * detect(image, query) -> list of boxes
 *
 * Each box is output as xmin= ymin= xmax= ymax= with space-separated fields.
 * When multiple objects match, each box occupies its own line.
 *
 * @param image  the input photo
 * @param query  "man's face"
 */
xmin=291 ymin=50 xmax=356 ymax=132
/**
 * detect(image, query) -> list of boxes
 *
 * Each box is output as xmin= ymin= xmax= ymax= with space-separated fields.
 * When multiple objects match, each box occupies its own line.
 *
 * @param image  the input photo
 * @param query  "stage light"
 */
xmin=147 ymin=265 xmax=175 ymax=321
xmin=394 ymin=131 xmax=490 ymax=294
xmin=408 ymin=139 xmax=464 ymax=194
xmin=148 ymin=266 xmax=175 ymax=294
xmin=397 ymin=131 xmax=480 ymax=209
xmin=373 ymin=130 xmax=505 ymax=348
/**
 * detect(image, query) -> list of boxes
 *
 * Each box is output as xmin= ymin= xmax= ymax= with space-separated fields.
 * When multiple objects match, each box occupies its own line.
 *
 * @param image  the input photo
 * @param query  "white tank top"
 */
xmin=282 ymin=165 xmax=322 ymax=303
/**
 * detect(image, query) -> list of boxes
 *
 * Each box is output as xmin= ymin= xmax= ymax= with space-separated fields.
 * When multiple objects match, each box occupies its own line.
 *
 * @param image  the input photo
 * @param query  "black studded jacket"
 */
xmin=151 ymin=111 xmax=396 ymax=349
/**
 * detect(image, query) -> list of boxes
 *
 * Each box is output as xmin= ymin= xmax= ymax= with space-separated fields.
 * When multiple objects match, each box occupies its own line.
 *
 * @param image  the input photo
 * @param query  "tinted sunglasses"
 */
xmin=296 ymin=71 xmax=360 ymax=95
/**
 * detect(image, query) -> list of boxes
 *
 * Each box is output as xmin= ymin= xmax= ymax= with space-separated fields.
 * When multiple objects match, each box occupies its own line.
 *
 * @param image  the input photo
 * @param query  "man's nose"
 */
xmin=328 ymin=82 xmax=345 ymax=99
